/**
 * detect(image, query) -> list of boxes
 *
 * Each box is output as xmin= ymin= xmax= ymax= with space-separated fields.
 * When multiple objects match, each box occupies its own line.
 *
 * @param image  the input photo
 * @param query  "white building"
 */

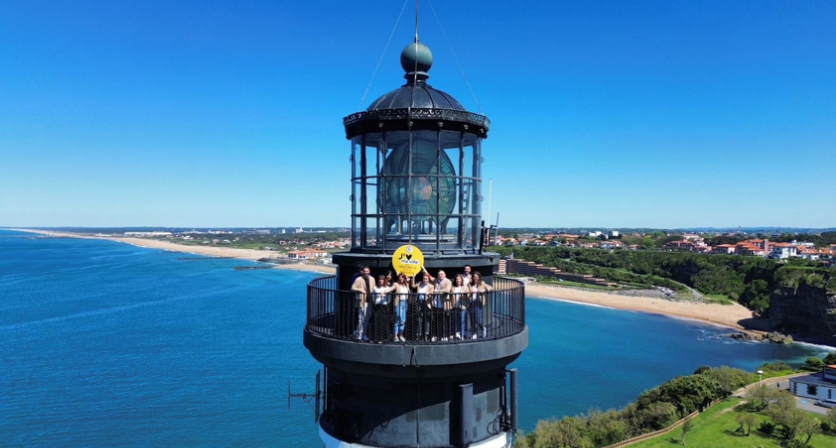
xmin=799 ymin=250 xmax=820 ymax=261
xmin=609 ymin=230 xmax=620 ymax=238
xmin=587 ymin=231 xmax=602 ymax=238
xmin=124 ymin=231 xmax=172 ymax=237
xmin=791 ymin=366 xmax=836 ymax=401
xmin=768 ymin=245 xmax=797 ymax=259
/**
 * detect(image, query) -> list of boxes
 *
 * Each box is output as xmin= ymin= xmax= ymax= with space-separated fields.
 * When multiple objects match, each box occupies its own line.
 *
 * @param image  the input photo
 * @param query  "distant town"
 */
xmin=493 ymin=230 xmax=836 ymax=267
xmin=49 ymin=226 xmax=836 ymax=268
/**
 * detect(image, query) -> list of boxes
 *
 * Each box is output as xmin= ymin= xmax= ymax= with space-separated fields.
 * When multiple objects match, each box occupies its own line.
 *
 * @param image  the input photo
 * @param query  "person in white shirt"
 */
xmin=462 ymin=265 xmax=473 ymax=287
xmin=468 ymin=272 xmax=493 ymax=339
xmin=451 ymin=274 xmax=468 ymax=340
xmin=392 ymin=273 xmax=411 ymax=342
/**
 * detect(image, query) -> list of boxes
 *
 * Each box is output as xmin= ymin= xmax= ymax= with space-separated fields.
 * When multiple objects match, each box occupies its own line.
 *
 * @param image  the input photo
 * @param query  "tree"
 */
xmin=680 ymin=416 xmax=692 ymax=446
xmin=766 ymin=392 xmax=807 ymax=440
xmin=800 ymin=414 xmax=820 ymax=445
xmin=739 ymin=279 xmax=770 ymax=316
xmin=514 ymin=431 xmax=533 ymax=448
xmin=804 ymin=356 xmax=825 ymax=371
xmin=693 ymin=366 xmax=711 ymax=375
xmin=657 ymin=375 xmax=722 ymax=416
xmin=744 ymin=385 xmax=781 ymax=411
xmin=584 ymin=409 xmax=627 ymax=447
xmin=634 ymin=401 xmax=678 ymax=431
xmin=735 ymin=412 xmax=757 ymax=436
xmin=702 ymin=366 xmax=753 ymax=397
xmin=827 ymin=407 xmax=836 ymax=427
xmin=530 ymin=417 xmax=593 ymax=448
xmin=823 ymin=352 xmax=836 ymax=365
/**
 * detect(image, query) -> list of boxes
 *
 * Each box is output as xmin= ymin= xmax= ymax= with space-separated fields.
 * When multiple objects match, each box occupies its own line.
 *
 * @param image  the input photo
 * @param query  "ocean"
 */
xmin=1 ymin=229 xmax=829 ymax=447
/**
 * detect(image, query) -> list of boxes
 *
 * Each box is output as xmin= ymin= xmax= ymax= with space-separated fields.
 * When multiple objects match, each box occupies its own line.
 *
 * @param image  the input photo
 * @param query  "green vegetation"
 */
xmin=514 ymin=364 xmax=836 ymax=448
xmin=514 ymin=367 xmax=753 ymax=448
xmin=491 ymin=246 xmax=835 ymax=315
xmin=755 ymin=362 xmax=797 ymax=379
xmin=508 ymin=274 xmax=619 ymax=291
xmin=627 ymin=397 xmax=836 ymax=448
xmin=536 ymin=278 xmax=616 ymax=291
xmin=703 ymin=294 xmax=733 ymax=305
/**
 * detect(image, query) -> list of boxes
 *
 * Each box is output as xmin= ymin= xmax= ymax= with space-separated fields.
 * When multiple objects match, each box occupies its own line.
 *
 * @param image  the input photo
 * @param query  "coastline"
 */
xmin=526 ymin=283 xmax=766 ymax=338
xmin=13 ymin=228 xmax=338 ymax=275
xmin=16 ymin=228 xmax=766 ymax=336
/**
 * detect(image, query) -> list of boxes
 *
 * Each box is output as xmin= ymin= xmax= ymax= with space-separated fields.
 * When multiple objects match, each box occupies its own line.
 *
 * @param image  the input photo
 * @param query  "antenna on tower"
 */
xmin=287 ymin=369 xmax=323 ymax=424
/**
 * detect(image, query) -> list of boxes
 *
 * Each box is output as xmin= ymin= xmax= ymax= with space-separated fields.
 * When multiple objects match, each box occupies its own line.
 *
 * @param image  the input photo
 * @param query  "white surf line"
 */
xmin=0 ymin=294 xmax=204 ymax=332
xmin=528 ymin=295 xmax=616 ymax=310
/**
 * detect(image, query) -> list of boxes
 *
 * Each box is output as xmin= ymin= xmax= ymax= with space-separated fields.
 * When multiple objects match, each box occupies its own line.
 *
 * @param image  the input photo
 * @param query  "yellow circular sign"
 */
xmin=392 ymin=245 xmax=424 ymax=277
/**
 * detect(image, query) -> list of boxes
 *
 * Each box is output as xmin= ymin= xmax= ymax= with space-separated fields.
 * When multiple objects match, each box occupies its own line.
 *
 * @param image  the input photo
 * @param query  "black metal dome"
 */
xmin=366 ymin=83 xmax=465 ymax=112
xmin=343 ymin=41 xmax=489 ymax=139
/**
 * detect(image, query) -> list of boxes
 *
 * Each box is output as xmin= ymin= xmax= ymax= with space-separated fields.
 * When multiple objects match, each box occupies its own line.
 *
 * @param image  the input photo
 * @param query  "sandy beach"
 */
xmin=525 ymin=283 xmax=764 ymax=337
xmin=15 ymin=229 xmax=338 ymax=274
xmin=16 ymin=228 xmax=764 ymax=335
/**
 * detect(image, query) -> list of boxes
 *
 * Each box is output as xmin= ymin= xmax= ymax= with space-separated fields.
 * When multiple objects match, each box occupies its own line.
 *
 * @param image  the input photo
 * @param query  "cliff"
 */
xmin=767 ymin=269 xmax=836 ymax=342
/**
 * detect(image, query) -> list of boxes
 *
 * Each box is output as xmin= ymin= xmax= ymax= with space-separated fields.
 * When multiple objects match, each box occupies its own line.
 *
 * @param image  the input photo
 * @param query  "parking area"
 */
xmin=796 ymin=396 xmax=830 ymax=415
xmin=738 ymin=378 xmax=831 ymax=415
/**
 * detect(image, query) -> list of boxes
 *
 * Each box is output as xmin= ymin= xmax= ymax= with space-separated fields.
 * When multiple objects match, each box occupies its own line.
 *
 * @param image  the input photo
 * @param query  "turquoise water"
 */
xmin=1 ymin=229 xmax=829 ymax=447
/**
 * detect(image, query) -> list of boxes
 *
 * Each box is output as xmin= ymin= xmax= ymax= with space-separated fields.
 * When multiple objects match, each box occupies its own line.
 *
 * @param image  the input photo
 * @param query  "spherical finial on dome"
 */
xmin=400 ymin=41 xmax=433 ymax=82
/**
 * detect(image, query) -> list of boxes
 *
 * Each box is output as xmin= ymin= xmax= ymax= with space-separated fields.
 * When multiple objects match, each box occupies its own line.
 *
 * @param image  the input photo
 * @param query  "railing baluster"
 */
xmin=305 ymin=275 xmax=525 ymax=344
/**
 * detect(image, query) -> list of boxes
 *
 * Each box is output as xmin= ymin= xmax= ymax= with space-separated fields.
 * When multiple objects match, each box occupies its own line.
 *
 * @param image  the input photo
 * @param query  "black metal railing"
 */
xmin=306 ymin=276 xmax=525 ymax=344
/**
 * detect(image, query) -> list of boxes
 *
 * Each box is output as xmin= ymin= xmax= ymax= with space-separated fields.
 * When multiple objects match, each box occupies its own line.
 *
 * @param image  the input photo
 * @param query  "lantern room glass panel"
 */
xmin=350 ymin=130 xmax=485 ymax=254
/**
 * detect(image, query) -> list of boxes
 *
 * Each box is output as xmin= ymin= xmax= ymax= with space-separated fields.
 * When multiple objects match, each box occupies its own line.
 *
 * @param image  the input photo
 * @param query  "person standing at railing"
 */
xmin=468 ymin=272 xmax=493 ymax=339
xmin=370 ymin=275 xmax=397 ymax=343
xmin=427 ymin=270 xmax=452 ymax=342
xmin=451 ymin=274 xmax=468 ymax=340
xmin=462 ymin=265 xmax=473 ymax=287
xmin=410 ymin=268 xmax=435 ymax=341
xmin=392 ymin=273 xmax=410 ymax=342
xmin=351 ymin=266 xmax=373 ymax=341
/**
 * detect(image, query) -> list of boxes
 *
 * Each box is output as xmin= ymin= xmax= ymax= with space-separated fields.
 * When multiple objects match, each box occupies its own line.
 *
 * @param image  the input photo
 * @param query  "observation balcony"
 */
xmin=304 ymin=276 xmax=528 ymax=377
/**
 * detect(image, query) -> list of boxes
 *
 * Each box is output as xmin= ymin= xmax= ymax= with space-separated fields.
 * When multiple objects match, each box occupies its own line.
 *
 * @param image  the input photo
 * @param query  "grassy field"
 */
xmin=703 ymin=293 xmax=734 ymax=305
xmin=540 ymin=278 xmax=617 ymax=290
xmin=630 ymin=398 xmax=836 ymax=448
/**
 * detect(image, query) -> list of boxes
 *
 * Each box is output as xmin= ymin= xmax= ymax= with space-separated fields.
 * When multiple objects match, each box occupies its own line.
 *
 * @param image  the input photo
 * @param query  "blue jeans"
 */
xmin=356 ymin=303 xmax=369 ymax=339
xmin=394 ymin=301 xmax=407 ymax=336
xmin=468 ymin=302 xmax=483 ymax=337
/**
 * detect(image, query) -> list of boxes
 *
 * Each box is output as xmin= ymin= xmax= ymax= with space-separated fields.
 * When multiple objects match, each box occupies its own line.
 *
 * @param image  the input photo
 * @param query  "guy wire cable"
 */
xmin=426 ymin=0 xmax=485 ymax=115
xmin=357 ymin=0 xmax=410 ymax=111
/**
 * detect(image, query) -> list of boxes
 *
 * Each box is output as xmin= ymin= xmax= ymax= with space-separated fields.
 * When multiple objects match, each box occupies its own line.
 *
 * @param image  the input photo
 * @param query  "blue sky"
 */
xmin=1 ymin=0 xmax=834 ymax=228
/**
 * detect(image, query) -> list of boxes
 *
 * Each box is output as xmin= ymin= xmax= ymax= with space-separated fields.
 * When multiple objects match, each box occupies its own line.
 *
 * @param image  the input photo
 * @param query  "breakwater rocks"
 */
xmin=727 ymin=331 xmax=794 ymax=344
xmin=765 ymin=332 xmax=794 ymax=344
xmin=729 ymin=332 xmax=760 ymax=341
xmin=233 ymin=265 xmax=273 ymax=271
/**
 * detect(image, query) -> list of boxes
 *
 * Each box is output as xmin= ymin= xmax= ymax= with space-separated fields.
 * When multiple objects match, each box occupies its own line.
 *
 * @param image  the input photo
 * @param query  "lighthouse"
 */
xmin=303 ymin=30 xmax=528 ymax=448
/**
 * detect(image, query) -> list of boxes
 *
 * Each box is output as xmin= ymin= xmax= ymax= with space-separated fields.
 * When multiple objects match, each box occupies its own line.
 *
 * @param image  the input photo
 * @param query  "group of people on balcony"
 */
xmin=351 ymin=265 xmax=493 ymax=343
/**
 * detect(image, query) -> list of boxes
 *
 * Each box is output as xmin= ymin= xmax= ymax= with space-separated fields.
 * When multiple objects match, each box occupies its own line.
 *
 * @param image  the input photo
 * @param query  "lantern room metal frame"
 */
xmin=344 ymin=98 xmax=490 ymax=256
